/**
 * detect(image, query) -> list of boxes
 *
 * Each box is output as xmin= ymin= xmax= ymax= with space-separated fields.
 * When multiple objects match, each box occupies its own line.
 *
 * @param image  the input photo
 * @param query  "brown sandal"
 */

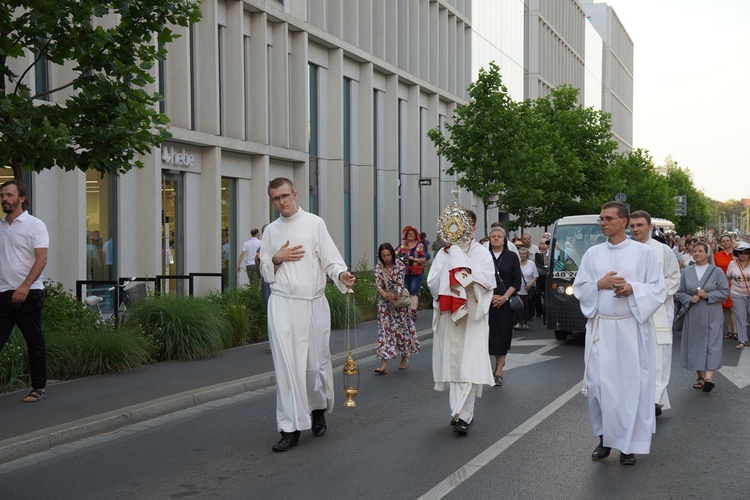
xmin=398 ymin=357 xmax=409 ymax=370
xmin=374 ymin=362 xmax=387 ymax=375
xmin=693 ymin=378 xmax=704 ymax=389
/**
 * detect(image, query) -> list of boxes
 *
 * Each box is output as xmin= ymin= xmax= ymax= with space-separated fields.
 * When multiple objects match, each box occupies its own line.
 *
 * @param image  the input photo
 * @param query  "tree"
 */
xmin=713 ymin=198 xmax=743 ymax=234
xmin=527 ymin=85 xmax=620 ymax=224
xmin=428 ymin=64 xmax=623 ymax=233
xmin=664 ymin=159 xmax=712 ymax=235
xmin=0 ymin=0 xmax=201 ymax=180
xmin=427 ymin=62 xmax=531 ymax=236
xmin=611 ymin=149 xmax=676 ymax=219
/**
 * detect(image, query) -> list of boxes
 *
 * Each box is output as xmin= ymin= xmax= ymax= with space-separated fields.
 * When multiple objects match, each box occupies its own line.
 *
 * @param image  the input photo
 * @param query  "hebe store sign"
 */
xmin=161 ymin=144 xmax=198 ymax=169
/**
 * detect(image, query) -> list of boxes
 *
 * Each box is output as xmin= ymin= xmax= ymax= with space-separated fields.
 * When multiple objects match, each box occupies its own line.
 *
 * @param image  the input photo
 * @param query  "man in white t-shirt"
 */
xmin=237 ymin=228 xmax=262 ymax=282
xmin=0 ymin=180 xmax=50 ymax=403
xmin=521 ymin=233 xmax=539 ymax=260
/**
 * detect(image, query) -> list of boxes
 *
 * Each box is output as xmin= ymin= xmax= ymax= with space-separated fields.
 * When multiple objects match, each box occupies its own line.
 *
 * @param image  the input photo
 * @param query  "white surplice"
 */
xmin=260 ymin=208 xmax=348 ymax=433
xmin=647 ymin=238 xmax=681 ymax=409
xmin=573 ymin=238 xmax=666 ymax=454
xmin=427 ymin=241 xmax=496 ymax=423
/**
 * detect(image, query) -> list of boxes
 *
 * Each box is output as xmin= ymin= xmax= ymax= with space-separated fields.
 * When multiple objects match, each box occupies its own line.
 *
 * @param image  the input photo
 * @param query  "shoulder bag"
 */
xmin=405 ymin=245 xmax=424 ymax=276
xmin=382 ymin=268 xmax=411 ymax=309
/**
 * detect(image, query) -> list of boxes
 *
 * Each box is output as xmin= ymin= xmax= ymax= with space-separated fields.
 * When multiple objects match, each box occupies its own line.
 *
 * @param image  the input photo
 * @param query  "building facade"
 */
xmin=581 ymin=0 xmax=635 ymax=151
xmin=15 ymin=0 xmax=474 ymax=295
xmin=10 ymin=0 xmax=632 ymax=295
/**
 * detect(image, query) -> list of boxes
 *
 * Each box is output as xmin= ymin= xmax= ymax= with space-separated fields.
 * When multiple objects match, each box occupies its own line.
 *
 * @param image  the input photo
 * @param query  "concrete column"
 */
xmin=319 ymin=48 xmax=344 ymax=246
xmin=248 ymin=12 xmax=269 ymax=145
xmin=195 ymin=0 xmax=219 ymax=134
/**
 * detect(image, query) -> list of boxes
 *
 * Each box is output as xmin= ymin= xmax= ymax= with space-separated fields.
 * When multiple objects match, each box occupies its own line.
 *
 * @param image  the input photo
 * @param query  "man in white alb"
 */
xmin=573 ymin=202 xmax=665 ymax=465
xmin=260 ymin=177 xmax=355 ymax=452
xmin=629 ymin=211 xmax=680 ymax=417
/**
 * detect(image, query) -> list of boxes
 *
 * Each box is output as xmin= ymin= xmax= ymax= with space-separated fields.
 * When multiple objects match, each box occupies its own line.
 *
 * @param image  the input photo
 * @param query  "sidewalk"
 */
xmin=0 ymin=314 xmax=434 ymax=465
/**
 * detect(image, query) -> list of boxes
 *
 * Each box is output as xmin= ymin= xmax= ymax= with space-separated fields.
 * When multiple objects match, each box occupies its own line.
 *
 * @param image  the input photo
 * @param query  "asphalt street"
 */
xmin=1 ymin=317 xmax=749 ymax=499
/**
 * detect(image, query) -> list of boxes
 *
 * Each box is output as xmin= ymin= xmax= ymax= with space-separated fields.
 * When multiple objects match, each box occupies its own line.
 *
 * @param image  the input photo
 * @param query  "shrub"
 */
xmin=46 ymin=323 xmax=154 ymax=378
xmin=207 ymin=285 xmax=267 ymax=345
xmin=126 ymin=295 xmax=229 ymax=361
xmin=0 ymin=330 xmax=28 ymax=392
xmin=0 ymin=282 xmax=155 ymax=391
xmin=351 ymin=254 xmax=378 ymax=321
xmin=326 ymin=284 xmax=362 ymax=329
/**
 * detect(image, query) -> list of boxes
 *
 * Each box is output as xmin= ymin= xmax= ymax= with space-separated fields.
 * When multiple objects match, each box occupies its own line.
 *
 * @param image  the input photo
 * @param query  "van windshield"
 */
xmin=551 ymin=223 xmax=605 ymax=279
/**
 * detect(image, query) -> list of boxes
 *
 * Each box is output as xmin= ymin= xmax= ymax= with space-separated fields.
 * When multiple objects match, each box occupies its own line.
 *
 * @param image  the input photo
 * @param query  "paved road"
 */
xmin=1 ymin=318 xmax=749 ymax=499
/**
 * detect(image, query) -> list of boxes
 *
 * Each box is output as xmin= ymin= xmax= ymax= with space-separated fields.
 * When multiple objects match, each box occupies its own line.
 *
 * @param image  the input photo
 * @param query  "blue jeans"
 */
xmin=404 ymin=274 xmax=423 ymax=297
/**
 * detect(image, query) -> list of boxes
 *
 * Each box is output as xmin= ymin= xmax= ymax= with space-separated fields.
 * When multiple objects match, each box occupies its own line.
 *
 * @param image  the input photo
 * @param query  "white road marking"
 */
xmin=719 ymin=349 xmax=750 ymax=389
xmin=418 ymin=382 xmax=581 ymax=500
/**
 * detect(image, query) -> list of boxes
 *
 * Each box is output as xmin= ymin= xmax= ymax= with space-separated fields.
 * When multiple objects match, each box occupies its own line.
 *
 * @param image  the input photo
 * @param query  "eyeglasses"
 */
xmin=738 ymin=250 xmax=750 ymax=255
xmin=597 ymin=216 xmax=624 ymax=224
xmin=271 ymin=192 xmax=294 ymax=204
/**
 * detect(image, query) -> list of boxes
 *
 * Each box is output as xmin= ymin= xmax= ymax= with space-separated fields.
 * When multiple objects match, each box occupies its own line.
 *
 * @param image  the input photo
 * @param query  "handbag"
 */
xmin=382 ymin=268 xmax=412 ymax=309
xmin=673 ymin=307 xmax=688 ymax=330
xmin=406 ymin=265 xmax=423 ymax=276
xmin=509 ymin=295 xmax=524 ymax=311
xmin=404 ymin=245 xmax=424 ymax=275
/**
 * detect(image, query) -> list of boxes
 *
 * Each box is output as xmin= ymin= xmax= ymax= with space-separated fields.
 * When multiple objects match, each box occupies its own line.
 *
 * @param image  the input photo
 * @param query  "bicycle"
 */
xmin=83 ymin=278 xmax=147 ymax=326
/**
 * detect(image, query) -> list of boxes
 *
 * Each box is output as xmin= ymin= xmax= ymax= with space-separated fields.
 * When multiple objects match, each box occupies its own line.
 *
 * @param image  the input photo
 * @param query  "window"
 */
xmin=85 ymin=172 xmax=117 ymax=282
xmin=343 ymin=78 xmax=352 ymax=267
xmin=221 ymin=178 xmax=237 ymax=289
xmin=308 ymin=63 xmax=319 ymax=214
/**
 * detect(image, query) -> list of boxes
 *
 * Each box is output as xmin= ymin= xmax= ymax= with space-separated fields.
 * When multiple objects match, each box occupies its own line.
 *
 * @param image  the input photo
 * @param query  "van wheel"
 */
xmin=554 ymin=330 xmax=570 ymax=341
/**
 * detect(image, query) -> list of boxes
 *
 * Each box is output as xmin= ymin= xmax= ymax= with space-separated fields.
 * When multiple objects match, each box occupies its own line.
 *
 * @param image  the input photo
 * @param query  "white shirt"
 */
xmin=0 ymin=211 xmax=49 ymax=291
xmin=241 ymin=237 xmax=262 ymax=266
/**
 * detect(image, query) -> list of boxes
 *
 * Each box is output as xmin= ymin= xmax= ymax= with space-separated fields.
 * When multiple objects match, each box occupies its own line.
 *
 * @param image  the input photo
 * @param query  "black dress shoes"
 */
xmin=311 ymin=409 xmax=327 ymax=437
xmin=272 ymin=430 xmax=300 ymax=452
xmin=591 ymin=436 xmax=611 ymax=460
xmin=655 ymin=403 xmax=663 ymax=417
xmin=619 ymin=452 xmax=637 ymax=465
xmin=453 ymin=419 xmax=470 ymax=435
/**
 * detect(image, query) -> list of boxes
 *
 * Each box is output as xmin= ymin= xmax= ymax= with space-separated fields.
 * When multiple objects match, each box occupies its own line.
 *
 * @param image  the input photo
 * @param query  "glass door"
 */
xmin=162 ymin=172 xmax=184 ymax=294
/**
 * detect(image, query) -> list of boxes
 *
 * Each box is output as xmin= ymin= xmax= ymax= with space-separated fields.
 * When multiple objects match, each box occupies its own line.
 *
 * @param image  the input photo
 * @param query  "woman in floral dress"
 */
xmin=374 ymin=242 xmax=420 ymax=374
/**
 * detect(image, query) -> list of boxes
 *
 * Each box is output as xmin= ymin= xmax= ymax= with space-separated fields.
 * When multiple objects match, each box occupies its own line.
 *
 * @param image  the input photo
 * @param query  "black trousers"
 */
xmin=0 ymin=289 xmax=47 ymax=390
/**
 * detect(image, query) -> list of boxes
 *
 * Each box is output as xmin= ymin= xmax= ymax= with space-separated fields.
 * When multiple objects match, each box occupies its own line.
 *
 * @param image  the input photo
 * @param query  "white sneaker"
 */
xmin=514 ymin=323 xmax=522 ymax=329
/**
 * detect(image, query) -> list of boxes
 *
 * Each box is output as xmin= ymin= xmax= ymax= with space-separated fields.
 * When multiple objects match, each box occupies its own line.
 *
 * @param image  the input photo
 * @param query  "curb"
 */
xmin=0 ymin=329 xmax=433 ymax=465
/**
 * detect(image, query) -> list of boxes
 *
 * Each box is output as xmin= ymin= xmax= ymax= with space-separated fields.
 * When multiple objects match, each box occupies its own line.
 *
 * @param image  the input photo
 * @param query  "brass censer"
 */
xmin=342 ymin=288 xmax=359 ymax=407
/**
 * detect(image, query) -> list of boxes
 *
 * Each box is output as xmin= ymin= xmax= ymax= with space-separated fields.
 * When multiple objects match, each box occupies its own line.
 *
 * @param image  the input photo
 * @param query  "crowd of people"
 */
xmin=7 ymin=174 xmax=748 ymax=468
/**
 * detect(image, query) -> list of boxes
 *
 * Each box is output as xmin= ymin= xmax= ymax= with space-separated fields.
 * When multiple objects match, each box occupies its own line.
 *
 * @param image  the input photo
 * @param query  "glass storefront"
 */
xmin=221 ymin=177 xmax=237 ymax=289
xmin=85 ymin=171 xmax=117 ymax=282
xmin=161 ymin=172 xmax=183 ymax=294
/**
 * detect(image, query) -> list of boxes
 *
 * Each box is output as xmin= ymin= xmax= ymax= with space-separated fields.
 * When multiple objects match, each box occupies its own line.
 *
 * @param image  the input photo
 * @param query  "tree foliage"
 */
xmin=426 ymin=63 xmax=523 ymax=236
xmin=664 ymin=158 xmax=712 ymax=235
xmin=0 ymin=0 xmax=201 ymax=179
xmin=427 ymin=64 xmax=620 ymax=233
xmin=713 ymin=198 xmax=745 ymax=235
xmin=612 ymin=149 xmax=676 ymax=219
xmin=517 ymin=85 xmax=620 ymax=225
